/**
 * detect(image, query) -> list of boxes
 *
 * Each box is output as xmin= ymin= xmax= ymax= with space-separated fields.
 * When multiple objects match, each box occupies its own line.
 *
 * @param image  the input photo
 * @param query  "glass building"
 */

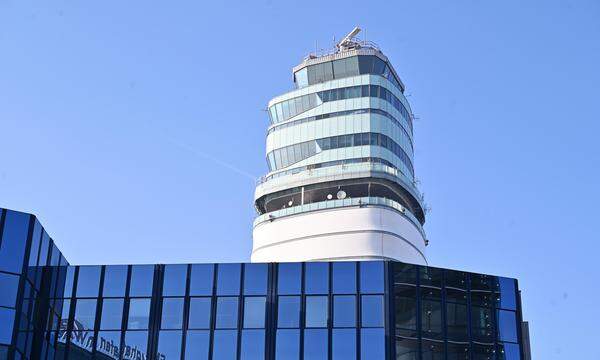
xmin=0 ymin=208 xmax=529 ymax=360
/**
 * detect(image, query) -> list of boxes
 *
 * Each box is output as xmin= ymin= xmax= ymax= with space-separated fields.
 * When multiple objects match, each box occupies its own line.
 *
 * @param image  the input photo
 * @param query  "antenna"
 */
xmin=337 ymin=26 xmax=361 ymax=51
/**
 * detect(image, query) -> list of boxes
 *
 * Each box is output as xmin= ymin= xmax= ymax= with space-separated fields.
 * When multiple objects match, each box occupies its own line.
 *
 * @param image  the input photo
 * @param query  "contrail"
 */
xmin=163 ymin=135 xmax=258 ymax=183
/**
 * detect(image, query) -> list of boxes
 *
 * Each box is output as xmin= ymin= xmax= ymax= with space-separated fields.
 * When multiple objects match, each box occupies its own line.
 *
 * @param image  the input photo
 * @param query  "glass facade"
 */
xmin=0 ymin=208 xmax=527 ymax=359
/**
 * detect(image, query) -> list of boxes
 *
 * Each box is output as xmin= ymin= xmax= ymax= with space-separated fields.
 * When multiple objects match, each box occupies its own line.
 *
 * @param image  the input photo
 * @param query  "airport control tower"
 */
xmin=252 ymin=28 xmax=428 ymax=264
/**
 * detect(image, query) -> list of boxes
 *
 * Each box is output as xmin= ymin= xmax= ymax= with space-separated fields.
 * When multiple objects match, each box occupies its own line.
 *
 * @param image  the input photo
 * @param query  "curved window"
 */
xmin=269 ymin=84 xmax=412 ymax=133
xmin=266 ymin=132 xmax=414 ymax=177
xmin=294 ymin=55 xmax=403 ymax=92
xmin=267 ymin=108 xmax=412 ymax=147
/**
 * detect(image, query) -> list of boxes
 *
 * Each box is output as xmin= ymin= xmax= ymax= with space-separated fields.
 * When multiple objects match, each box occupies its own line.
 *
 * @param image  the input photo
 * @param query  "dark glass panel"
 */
xmin=333 ymin=295 xmax=356 ymax=328
xmin=359 ymin=261 xmax=384 ymax=293
xmin=394 ymin=263 xmax=417 ymax=285
xmin=0 ymin=272 xmax=19 ymax=307
xmin=130 ymin=265 xmax=154 ymax=297
xmin=332 ymin=262 xmax=356 ymax=294
xmin=361 ymin=295 xmax=384 ymax=328
xmin=161 ymin=298 xmax=184 ymax=329
xmin=452 ymin=347 xmax=482 ymax=360
xmin=346 ymin=56 xmax=359 ymax=76
xmin=61 ymin=298 xmax=71 ymax=324
xmin=127 ymin=299 xmax=151 ymax=329
xmin=38 ymin=231 xmax=50 ymax=268
xmin=395 ymin=337 xmax=418 ymax=360
xmin=100 ymin=299 xmax=124 ymax=330
xmin=304 ymin=328 xmax=327 ymax=360
xmin=103 ymin=265 xmax=127 ymax=298
xmin=497 ymin=342 xmax=521 ymax=360
xmin=28 ymin=220 xmax=42 ymax=267
xmin=189 ymin=297 xmax=211 ymax=329
xmin=157 ymin=330 xmax=182 ymax=360
xmin=240 ymin=329 xmax=265 ymax=360
xmin=445 ymin=270 xmax=467 ymax=289
xmin=244 ymin=263 xmax=268 ymax=295
xmin=446 ymin=288 xmax=467 ymax=304
xmin=373 ymin=57 xmax=386 ymax=75
xmin=446 ymin=302 xmax=468 ymax=342
xmin=471 ymin=306 xmax=494 ymax=342
xmin=305 ymin=262 xmax=328 ymax=294
xmin=243 ymin=297 xmax=266 ymax=329
xmin=216 ymin=297 xmax=238 ymax=329
xmin=123 ymin=331 xmax=147 ymax=360
xmin=497 ymin=277 xmax=517 ymax=310
xmin=420 ymin=267 xmax=443 ymax=288
xmin=190 ymin=264 xmax=214 ymax=296
xmin=216 ymin=263 xmax=241 ymax=296
xmin=471 ymin=290 xmax=494 ymax=307
xmin=96 ymin=331 xmax=121 ymax=359
xmin=0 ymin=308 xmax=15 ymax=345
xmin=0 ymin=210 xmax=29 ymax=274
xmin=422 ymin=287 xmax=442 ymax=302
xmin=332 ymin=328 xmax=356 ymax=359
xmin=395 ymin=286 xmax=417 ymax=337
xmin=421 ymin=299 xmax=443 ymax=340
xmin=277 ymin=296 xmax=300 ymax=328
xmin=472 ymin=343 xmax=495 ymax=360
xmin=305 ymin=296 xmax=328 ymax=328
xmin=212 ymin=329 xmax=237 ymax=360
xmin=471 ymin=274 xmax=496 ymax=292
xmin=163 ymin=264 xmax=187 ymax=296
xmin=361 ymin=328 xmax=385 ymax=359
xmin=73 ymin=299 xmax=97 ymax=330
xmin=358 ymin=55 xmax=374 ymax=74
xmin=497 ymin=310 xmax=518 ymax=343
xmin=276 ymin=329 xmax=299 ymax=360
xmin=185 ymin=330 xmax=209 ymax=359
xmin=421 ymin=340 xmax=445 ymax=360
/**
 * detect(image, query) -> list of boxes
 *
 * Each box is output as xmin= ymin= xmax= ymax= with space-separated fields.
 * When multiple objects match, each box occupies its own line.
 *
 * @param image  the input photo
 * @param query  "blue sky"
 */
xmin=1 ymin=0 xmax=599 ymax=358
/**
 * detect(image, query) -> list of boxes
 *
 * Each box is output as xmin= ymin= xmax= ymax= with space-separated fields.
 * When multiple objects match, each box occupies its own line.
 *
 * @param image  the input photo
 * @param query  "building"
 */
xmin=0 ymin=29 xmax=530 ymax=360
xmin=253 ymin=28 xmax=426 ymax=264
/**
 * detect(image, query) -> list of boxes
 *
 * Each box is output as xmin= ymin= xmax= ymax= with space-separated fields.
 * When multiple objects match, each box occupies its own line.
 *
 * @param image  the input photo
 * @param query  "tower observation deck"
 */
xmin=252 ymin=28 xmax=427 ymax=264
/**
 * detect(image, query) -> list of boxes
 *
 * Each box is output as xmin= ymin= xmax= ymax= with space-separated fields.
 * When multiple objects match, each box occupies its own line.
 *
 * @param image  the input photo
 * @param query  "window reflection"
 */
xmin=185 ymin=330 xmax=209 ymax=359
xmin=103 ymin=266 xmax=127 ymax=298
xmin=73 ymin=299 xmax=96 ymax=330
xmin=332 ymin=262 xmax=356 ymax=294
xmin=362 ymin=328 xmax=385 ymax=360
xmin=243 ymin=297 xmax=266 ymax=329
xmin=395 ymin=286 xmax=417 ymax=337
xmin=127 ymin=299 xmax=150 ymax=330
xmin=122 ymin=331 xmax=147 ymax=360
xmin=396 ymin=337 xmax=418 ymax=360
xmin=217 ymin=264 xmax=241 ymax=296
xmin=277 ymin=296 xmax=300 ymax=328
xmin=212 ymin=329 xmax=237 ymax=360
xmin=240 ymin=329 xmax=265 ymax=360
xmin=304 ymin=329 xmax=327 ymax=360
xmin=244 ymin=263 xmax=267 ymax=295
xmin=277 ymin=263 xmax=301 ymax=295
xmin=305 ymin=263 xmax=328 ymax=294
xmin=163 ymin=265 xmax=187 ymax=296
xmin=305 ymin=296 xmax=328 ymax=328
xmin=0 ymin=210 xmax=29 ymax=274
xmin=189 ymin=297 xmax=211 ymax=329
xmin=0 ymin=273 xmax=19 ymax=308
xmin=497 ymin=310 xmax=518 ymax=343
xmin=446 ymin=302 xmax=468 ymax=342
xmin=276 ymin=329 xmax=299 ymax=360
xmin=362 ymin=295 xmax=384 ymax=328
xmin=95 ymin=330 xmax=121 ymax=359
xmin=216 ymin=297 xmax=238 ymax=329
xmin=332 ymin=329 xmax=355 ymax=359
xmin=360 ymin=261 xmax=384 ymax=294
xmin=76 ymin=266 xmax=101 ymax=298
xmin=157 ymin=330 xmax=182 ymax=360
xmin=333 ymin=295 xmax=355 ymax=328
xmin=100 ymin=299 xmax=123 ymax=330
xmin=421 ymin=339 xmax=444 ymax=360
xmin=161 ymin=298 xmax=184 ymax=329
xmin=190 ymin=264 xmax=214 ymax=296
xmin=129 ymin=266 xmax=154 ymax=297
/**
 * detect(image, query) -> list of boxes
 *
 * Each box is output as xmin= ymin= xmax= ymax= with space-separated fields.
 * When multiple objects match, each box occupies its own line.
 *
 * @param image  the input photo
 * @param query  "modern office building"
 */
xmin=253 ymin=28 xmax=426 ymax=265
xmin=0 ymin=29 xmax=530 ymax=360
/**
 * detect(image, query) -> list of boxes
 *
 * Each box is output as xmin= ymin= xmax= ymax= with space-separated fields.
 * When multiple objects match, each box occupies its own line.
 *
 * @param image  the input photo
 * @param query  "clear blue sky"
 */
xmin=1 ymin=0 xmax=598 ymax=358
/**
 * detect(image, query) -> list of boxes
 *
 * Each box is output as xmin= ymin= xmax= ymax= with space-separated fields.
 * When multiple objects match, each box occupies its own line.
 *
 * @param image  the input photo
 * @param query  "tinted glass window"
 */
xmin=103 ymin=266 xmax=127 ymax=297
xmin=161 ymin=298 xmax=184 ymax=329
xmin=394 ymin=263 xmax=417 ymax=285
xmin=471 ymin=306 xmax=493 ymax=342
xmin=420 ymin=267 xmax=443 ymax=288
xmin=395 ymin=286 xmax=417 ymax=337
xmin=360 ymin=261 xmax=384 ymax=293
xmin=445 ymin=270 xmax=467 ymax=289
xmin=332 ymin=262 xmax=356 ymax=294
xmin=421 ymin=298 xmax=443 ymax=340
xmin=189 ymin=297 xmax=211 ymax=329
xmin=190 ymin=264 xmax=214 ymax=296
xmin=163 ymin=264 xmax=187 ymax=296
xmin=157 ymin=330 xmax=182 ymax=360
xmin=62 ymin=267 xmax=75 ymax=298
xmin=244 ymin=263 xmax=267 ymax=295
xmin=498 ymin=277 xmax=517 ymax=310
xmin=123 ymin=330 xmax=147 ymax=359
xmin=277 ymin=296 xmax=300 ymax=328
xmin=74 ymin=299 xmax=97 ymax=330
xmin=28 ymin=220 xmax=42 ymax=267
xmin=305 ymin=263 xmax=328 ymax=294
xmin=240 ymin=329 xmax=265 ymax=360
xmin=333 ymin=296 xmax=355 ymax=328
xmin=497 ymin=310 xmax=518 ymax=343
xmin=498 ymin=342 xmax=521 ymax=360
xmin=362 ymin=295 xmax=384 ymax=328
xmin=395 ymin=337 xmax=418 ymax=360
xmin=38 ymin=232 xmax=50 ymax=267
xmin=277 ymin=263 xmax=301 ymax=295
xmin=0 ymin=273 xmax=19 ymax=307
xmin=332 ymin=329 xmax=356 ymax=360
xmin=100 ymin=299 xmax=124 ymax=330
xmin=185 ymin=330 xmax=210 ymax=359
xmin=0 ymin=308 xmax=15 ymax=344
xmin=128 ymin=298 xmax=151 ymax=329
xmin=216 ymin=297 xmax=238 ymax=329
xmin=212 ymin=329 xmax=237 ymax=360
xmin=243 ymin=297 xmax=266 ymax=328
xmin=96 ymin=330 xmax=121 ymax=359
xmin=304 ymin=329 xmax=327 ymax=360
xmin=76 ymin=266 xmax=101 ymax=297
xmin=0 ymin=211 xmax=29 ymax=274
xmin=305 ymin=296 xmax=328 ymax=328
xmin=130 ymin=265 xmax=154 ymax=297
xmin=446 ymin=302 xmax=468 ymax=341
xmin=276 ymin=329 xmax=299 ymax=360
xmin=447 ymin=342 xmax=469 ymax=360
xmin=421 ymin=340 xmax=444 ymax=360
xmin=217 ymin=264 xmax=241 ymax=296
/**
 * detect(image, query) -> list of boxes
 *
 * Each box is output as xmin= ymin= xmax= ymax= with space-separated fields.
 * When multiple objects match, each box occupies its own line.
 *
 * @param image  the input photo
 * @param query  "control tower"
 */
xmin=252 ymin=28 xmax=427 ymax=264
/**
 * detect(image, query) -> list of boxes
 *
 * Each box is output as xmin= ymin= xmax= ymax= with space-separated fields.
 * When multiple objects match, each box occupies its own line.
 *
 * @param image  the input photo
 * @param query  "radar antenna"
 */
xmin=336 ymin=26 xmax=362 ymax=51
